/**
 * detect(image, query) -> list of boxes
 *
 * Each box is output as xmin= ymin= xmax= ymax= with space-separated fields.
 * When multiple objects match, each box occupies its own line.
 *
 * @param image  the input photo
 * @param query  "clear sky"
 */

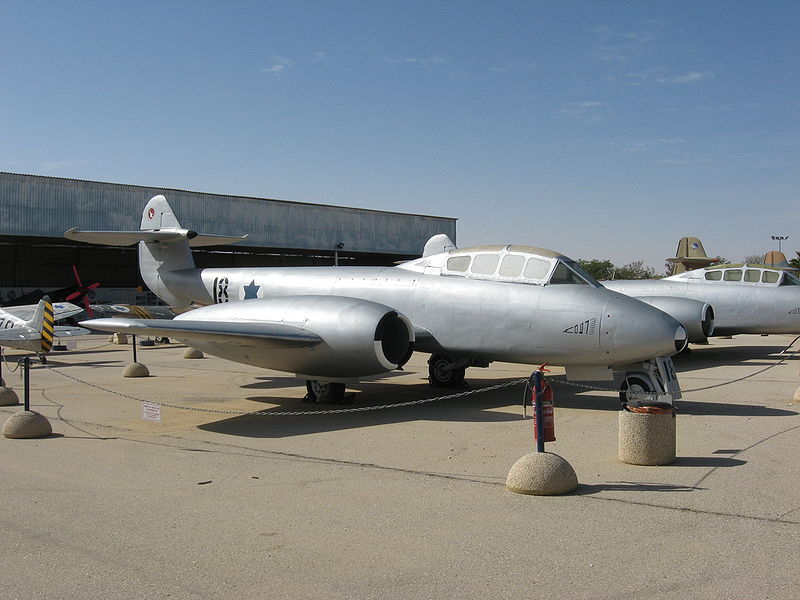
xmin=2 ymin=1 xmax=798 ymax=271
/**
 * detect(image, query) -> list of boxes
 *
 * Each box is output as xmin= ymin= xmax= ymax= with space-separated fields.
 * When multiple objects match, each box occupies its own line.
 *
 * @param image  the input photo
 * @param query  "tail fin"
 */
xmin=28 ymin=296 xmax=55 ymax=354
xmin=64 ymin=195 xmax=247 ymax=308
xmin=665 ymin=236 xmax=718 ymax=275
xmin=422 ymin=234 xmax=457 ymax=257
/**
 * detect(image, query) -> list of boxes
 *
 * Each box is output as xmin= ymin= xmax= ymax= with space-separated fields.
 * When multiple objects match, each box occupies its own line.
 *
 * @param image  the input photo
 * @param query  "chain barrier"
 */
xmin=38 ymin=337 xmax=798 ymax=417
xmin=44 ymin=363 xmax=526 ymax=416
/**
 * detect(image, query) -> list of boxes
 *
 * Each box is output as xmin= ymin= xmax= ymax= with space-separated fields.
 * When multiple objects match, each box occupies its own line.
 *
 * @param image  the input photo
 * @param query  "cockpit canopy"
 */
xmin=669 ymin=263 xmax=800 ymax=287
xmin=400 ymin=244 xmax=602 ymax=287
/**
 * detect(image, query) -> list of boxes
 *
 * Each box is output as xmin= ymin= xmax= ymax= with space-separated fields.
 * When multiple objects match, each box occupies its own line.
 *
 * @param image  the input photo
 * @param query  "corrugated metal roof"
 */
xmin=0 ymin=172 xmax=457 ymax=256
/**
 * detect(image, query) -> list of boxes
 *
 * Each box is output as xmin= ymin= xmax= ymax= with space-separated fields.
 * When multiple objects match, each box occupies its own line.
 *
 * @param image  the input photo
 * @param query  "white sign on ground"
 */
xmin=141 ymin=401 xmax=161 ymax=423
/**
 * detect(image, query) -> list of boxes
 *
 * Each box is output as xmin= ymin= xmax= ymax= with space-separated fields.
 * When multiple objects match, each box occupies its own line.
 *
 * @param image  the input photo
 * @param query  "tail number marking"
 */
xmin=563 ymin=318 xmax=596 ymax=335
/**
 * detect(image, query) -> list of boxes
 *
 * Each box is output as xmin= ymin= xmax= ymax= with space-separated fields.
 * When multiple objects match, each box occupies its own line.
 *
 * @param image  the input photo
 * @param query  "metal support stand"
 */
xmin=532 ymin=370 xmax=545 ymax=453
xmin=23 ymin=356 xmax=30 ymax=412
xmin=123 ymin=334 xmax=149 ymax=377
xmin=2 ymin=355 xmax=51 ymax=438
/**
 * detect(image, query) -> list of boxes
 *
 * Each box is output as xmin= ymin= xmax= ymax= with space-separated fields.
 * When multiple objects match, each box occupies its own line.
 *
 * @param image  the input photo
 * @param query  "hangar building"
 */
xmin=0 ymin=172 xmax=457 ymax=305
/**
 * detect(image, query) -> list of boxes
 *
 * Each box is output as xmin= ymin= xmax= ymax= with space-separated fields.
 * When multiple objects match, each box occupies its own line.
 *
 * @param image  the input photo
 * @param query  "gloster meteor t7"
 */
xmin=66 ymin=195 xmax=686 ymax=403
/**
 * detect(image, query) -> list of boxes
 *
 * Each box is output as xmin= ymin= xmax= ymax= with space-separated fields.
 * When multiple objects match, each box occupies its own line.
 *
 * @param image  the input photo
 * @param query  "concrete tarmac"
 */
xmin=1 ymin=334 xmax=798 ymax=599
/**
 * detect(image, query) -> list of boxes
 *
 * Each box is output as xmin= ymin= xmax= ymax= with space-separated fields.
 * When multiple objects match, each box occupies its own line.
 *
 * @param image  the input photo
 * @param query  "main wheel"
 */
xmin=619 ymin=374 xmax=654 ymax=403
xmin=305 ymin=380 xmax=346 ymax=404
xmin=427 ymin=355 xmax=466 ymax=388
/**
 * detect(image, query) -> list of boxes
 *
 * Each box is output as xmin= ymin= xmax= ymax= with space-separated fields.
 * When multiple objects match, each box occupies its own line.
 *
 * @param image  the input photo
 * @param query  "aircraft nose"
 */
xmin=601 ymin=293 xmax=686 ymax=364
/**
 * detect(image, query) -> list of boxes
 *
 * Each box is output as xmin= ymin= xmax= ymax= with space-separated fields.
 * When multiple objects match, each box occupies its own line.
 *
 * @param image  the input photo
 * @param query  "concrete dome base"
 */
xmin=506 ymin=452 xmax=578 ymax=495
xmin=793 ymin=387 xmax=800 ymax=402
xmin=3 ymin=410 xmax=52 ymax=438
xmin=0 ymin=386 xmax=19 ymax=406
xmin=123 ymin=362 xmax=150 ymax=378
xmin=183 ymin=348 xmax=204 ymax=359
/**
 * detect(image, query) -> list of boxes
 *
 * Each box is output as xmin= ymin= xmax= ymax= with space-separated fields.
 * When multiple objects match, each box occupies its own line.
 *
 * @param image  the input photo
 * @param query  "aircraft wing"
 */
xmin=80 ymin=318 xmax=322 ymax=346
xmin=3 ymin=302 xmax=84 ymax=322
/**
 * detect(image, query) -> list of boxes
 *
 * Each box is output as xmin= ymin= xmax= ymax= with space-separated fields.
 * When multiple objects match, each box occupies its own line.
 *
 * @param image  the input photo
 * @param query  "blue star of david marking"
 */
xmin=243 ymin=280 xmax=260 ymax=299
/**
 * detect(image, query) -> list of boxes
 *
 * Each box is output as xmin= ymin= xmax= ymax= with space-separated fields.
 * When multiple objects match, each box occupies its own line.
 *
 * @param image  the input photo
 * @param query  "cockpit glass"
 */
xmin=548 ymin=260 xmax=599 ymax=286
xmin=470 ymin=254 xmax=499 ymax=275
xmin=780 ymin=271 xmax=800 ymax=286
xmin=705 ymin=271 xmax=722 ymax=280
xmin=744 ymin=269 xmax=760 ymax=282
xmin=523 ymin=257 xmax=551 ymax=280
xmin=723 ymin=269 xmax=743 ymax=282
xmin=762 ymin=271 xmax=779 ymax=284
xmin=446 ymin=256 xmax=470 ymax=272
xmin=499 ymin=254 xmax=524 ymax=277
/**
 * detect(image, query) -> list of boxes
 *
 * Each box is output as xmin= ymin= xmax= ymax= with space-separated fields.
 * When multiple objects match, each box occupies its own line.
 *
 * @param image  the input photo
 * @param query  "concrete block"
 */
xmin=506 ymin=452 xmax=578 ymax=495
xmin=619 ymin=409 xmax=676 ymax=466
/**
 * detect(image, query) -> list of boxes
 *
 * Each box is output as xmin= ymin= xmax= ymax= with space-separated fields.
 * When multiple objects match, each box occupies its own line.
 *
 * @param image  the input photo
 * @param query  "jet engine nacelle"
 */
xmin=634 ymin=296 xmax=714 ymax=343
xmin=180 ymin=295 xmax=415 ymax=379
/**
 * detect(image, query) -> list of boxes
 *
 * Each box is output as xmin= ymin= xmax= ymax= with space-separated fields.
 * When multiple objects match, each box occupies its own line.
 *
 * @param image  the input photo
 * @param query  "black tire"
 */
xmin=619 ymin=374 xmax=654 ymax=403
xmin=428 ymin=355 xmax=467 ymax=388
xmin=305 ymin=380 xmax=346 ymax=404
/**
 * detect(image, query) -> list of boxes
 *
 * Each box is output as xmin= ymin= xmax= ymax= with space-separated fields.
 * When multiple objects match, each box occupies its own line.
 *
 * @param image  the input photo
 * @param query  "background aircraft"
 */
xmin=66 ymin=195 xmax=686 ymax=403
xmin=0 ymin=296 xmax=89 ymax=360
xmin=606 ymin=263 xmax=800 ymax=340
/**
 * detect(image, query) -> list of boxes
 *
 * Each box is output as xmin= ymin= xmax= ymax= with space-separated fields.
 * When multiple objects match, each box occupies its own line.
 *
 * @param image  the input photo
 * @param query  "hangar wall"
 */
xmin=0 ymin=172 xmax=457 ymax=305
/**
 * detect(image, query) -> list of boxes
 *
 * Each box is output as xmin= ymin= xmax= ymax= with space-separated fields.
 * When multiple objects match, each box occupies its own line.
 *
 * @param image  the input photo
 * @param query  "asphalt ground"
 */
xmin=1 ymin=334 xmax=798 ymax=599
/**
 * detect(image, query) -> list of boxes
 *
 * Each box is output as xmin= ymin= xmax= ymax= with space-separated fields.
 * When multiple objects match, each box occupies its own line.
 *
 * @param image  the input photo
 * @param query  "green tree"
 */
xmin=789 ymin=252 xmax=800 ymax=270
xmin=613 ymin=260 xmax=657 ymax=280
xmin=577 ymin=259 xmax=615 ymax=281
xmin=744 ymin=254 xmax=765 ymax=265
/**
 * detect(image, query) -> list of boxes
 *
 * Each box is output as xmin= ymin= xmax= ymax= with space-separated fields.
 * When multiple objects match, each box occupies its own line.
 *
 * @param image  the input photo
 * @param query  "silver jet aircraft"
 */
xmin=66 ymin=195 xmax=686 ymax=403
xmin=605 ymin=263 xmax=800 ymax=340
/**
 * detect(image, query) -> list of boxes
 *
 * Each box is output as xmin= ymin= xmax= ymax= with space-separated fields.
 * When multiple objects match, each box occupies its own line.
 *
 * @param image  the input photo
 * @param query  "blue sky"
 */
xmin=2 ymin=1 xmax=798 ymax=270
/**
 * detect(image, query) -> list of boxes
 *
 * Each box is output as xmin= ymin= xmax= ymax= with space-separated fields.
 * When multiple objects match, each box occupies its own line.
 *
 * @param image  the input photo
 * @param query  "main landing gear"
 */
xmin=304 ymin=380 xmax=346 ymax=404
xmin=427 ymin=354 xmax=467 ymax=388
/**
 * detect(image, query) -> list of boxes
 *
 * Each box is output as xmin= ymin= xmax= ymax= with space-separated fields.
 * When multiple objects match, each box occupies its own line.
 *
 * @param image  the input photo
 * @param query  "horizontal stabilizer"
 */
xmin=64 ymin=228 xmax=248 ymax=248
xmin=80 ymin=318 xmax=322 ymax=346
xmin=0 ymin=330 xmax=39 ymax=342
xmin=54 ymin=326 xmax=91 ymax=337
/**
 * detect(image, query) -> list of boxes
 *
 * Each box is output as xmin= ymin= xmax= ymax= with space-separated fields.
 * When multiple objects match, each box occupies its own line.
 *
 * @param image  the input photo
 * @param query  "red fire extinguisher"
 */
xmin=531 ymin=364 xmax=556 ymax=444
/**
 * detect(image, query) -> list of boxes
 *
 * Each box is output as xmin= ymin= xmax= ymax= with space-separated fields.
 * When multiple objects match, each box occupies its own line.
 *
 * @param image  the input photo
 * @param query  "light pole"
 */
xmin=334 ymin=242 xmax=344 ymax=266
xmin=771 ymin=235 xmax=788 ymax=253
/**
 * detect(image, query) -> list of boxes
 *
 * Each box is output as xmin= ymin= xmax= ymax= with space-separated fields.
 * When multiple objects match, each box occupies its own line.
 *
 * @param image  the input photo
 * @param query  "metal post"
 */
xmin=23 ymin=356 xmax=30 ymax=411
xmin=132 ymin=334 xmax=138 ymax=363
xmin=533 ymin=370 xmax=545 ymax=453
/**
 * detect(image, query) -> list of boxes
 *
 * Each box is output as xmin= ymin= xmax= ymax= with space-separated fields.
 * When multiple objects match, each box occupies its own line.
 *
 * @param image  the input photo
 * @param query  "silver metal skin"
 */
xmin=605 ymin=265 xmax=800 ymax=337
xmin=68 ymin=195 xmax=686 ymax=399
xmin=0 ymin=299 xmax=89 ymax=353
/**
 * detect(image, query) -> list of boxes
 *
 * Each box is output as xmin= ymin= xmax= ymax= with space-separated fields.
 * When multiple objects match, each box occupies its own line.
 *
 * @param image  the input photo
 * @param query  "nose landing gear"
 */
xmin=617 ymin=357 xmax=681 ymax=406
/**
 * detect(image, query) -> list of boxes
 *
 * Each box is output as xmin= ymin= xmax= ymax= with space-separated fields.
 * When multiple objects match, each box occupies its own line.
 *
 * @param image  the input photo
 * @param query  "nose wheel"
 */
xmin=619 ymin=373 xmax=655 ymax=403
xmin=427 ymin=355 xmax=467 ymax=388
